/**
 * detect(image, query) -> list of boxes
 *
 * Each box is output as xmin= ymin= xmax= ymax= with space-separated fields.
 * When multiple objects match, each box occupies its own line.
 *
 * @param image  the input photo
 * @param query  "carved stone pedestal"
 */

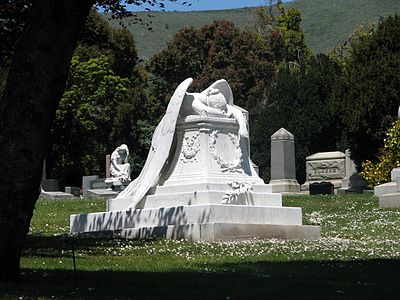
xmin=108 ymin=115 xmax=276 ymax=211
xmin=71 ymin=115 xmax=319 ymax=241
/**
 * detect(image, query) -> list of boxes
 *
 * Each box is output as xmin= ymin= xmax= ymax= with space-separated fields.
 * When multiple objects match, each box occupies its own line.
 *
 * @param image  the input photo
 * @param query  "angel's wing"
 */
xmin=204 ymin=79 xmax=233 ymax=105
xmin=116 ymin=78 xmax=194 ymax=210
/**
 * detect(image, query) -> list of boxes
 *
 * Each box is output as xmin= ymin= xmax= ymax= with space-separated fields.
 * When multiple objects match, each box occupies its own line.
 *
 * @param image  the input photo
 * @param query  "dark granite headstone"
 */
xmin=42 ymin=179 xmax=59 ymax=192
xmin=65 ymin=186 xmax=81 ymax=197
xmin=309 ymin=182 xmax=334 ymax=195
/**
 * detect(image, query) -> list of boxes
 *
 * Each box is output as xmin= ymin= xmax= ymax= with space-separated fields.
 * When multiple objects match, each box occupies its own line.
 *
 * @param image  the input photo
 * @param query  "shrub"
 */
xmin=360 ymin=119 xmax=400 ymax=188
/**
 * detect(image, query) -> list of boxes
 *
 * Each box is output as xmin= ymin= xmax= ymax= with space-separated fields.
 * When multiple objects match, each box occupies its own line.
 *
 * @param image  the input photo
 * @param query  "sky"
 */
xmin=126 ymin=0 xmax=294 ymax=12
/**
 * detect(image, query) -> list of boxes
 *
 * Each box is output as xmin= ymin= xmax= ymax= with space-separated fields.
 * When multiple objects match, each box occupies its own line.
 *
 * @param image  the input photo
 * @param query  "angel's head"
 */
xmin=204 ymin=88 xmax=228 ymax=112
xmin=117 ymin=144 xmax=129 ymax=160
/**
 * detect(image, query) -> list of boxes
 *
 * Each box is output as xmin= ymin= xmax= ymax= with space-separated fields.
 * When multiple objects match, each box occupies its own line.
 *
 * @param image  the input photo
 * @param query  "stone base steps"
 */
xmin=120 ymin=222 xmax=320 ymax=242
xmin=70 ymin=203 xmax=321 ymax=241
xmin=379 ymin=192 xmax=400 ymax=208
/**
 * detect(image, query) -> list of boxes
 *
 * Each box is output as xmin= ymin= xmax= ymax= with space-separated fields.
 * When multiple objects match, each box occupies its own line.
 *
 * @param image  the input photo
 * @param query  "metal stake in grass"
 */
xmin=65 ymin=237 xmax=77 ymax=288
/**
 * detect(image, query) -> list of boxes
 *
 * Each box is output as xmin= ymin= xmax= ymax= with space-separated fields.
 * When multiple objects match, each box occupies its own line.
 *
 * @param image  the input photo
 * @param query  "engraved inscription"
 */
xmin=306 ymin=160 xmax=345 ymax=180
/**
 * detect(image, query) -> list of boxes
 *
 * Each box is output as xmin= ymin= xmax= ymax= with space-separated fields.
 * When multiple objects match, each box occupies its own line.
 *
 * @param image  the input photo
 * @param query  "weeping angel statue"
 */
xmin=117 ymin=78 xmax=249 ymax=208
xmin=110 ymin=144 xmax=131 ymax=183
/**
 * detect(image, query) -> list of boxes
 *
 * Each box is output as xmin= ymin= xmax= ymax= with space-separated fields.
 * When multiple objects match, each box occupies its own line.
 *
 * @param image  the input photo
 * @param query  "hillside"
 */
xmin=107 ymin=0 xmax=400 ymax=59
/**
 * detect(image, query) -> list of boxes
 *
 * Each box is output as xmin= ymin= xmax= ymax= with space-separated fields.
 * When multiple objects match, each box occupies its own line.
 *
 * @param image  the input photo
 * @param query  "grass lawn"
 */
xmin=1 ymin=194 xmax=400 ymax=299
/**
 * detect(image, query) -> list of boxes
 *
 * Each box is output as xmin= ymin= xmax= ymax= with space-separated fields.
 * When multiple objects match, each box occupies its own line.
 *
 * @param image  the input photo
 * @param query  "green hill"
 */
xmin=107 ymin=0 xmax=400 ymax=59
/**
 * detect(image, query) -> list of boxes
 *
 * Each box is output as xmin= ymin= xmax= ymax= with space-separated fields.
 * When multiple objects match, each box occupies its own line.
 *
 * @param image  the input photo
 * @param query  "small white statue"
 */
xmin=117 ymin=78 xmax=252 ymax=208
xmin=110 ymin=144 xmax=131 ymax=182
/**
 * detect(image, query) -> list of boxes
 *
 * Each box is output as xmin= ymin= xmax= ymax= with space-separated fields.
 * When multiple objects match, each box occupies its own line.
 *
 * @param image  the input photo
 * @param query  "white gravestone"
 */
xmin=374 ymin=168 xmax=400 ymax=197
xmin=70 ymin=78 xmax=319 ymax=241
xmin=378 ymin=176 xmax=400 ymax=208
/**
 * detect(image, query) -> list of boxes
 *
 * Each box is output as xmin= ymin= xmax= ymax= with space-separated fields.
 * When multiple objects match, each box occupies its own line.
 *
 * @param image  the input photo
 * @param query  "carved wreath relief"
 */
xmin=209 ymin=130 xmax=243 ymax=173
xmin=180 ymin=133 xmax=200 ymax=163
xmin=222 ymin=181 xmax=254 ymax=204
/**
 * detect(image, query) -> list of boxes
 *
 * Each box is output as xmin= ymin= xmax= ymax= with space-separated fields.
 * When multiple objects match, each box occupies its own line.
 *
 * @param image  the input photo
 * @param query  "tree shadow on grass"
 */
xmin=1 ymin=259 xmax=400 ymax=299
xmin=22 ymin=234 xmax=149 ymax=257
xmin=3 ymin=235 xmax=400 ymax=299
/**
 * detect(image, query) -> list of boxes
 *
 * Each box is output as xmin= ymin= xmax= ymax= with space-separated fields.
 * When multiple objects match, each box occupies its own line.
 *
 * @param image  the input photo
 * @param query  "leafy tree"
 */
xmin=48 ymin=55 xmax=156 ymax=187
xmin=251 ymin=2 xmax=337 ymax=183
xmin=0 ymin=0 xmax=174 ymax=282
xmin=0 ymin=0 xmax=30 ymax=67
xmin=77 ymin=10 xmax=138 ymax=78
xmin=252 ymin=54 xmax=341 ymax=183
xmin=331 ymin=15 xmax=400 ymax=167
xmin=49 ymin=56 xmax=129 ymax=185
xmin=149 ymin=20 xmax=275 ymax=117
xmin=46 ymin=10 xmax=156 ymax=187
xmin=255 ymin=0 xmax=311 ymax=64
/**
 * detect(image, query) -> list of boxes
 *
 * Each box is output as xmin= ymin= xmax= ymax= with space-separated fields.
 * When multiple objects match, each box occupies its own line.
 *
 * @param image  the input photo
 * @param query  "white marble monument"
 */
xmin=70 ymin=78 xmax=319 ymax=241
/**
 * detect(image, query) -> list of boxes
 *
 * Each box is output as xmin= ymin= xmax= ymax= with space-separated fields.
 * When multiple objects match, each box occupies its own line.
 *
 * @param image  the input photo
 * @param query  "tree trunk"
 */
xmin=0 ymin=0 xmax=93 ymax=282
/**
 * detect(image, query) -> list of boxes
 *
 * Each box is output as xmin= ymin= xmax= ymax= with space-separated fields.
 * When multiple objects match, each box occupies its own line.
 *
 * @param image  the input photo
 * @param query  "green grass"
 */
xmin=2 ymin=194 xmax=400 ymax=299
xmin=107 ymin=0 xmax=400 ymax=59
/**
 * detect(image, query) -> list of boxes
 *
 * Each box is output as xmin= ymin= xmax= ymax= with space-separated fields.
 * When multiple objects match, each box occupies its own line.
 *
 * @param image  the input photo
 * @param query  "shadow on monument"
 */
xmin=2 ymin=258 xmax=400 ymax=299
xmin=70 ymin=206 xmax=188 ymax=230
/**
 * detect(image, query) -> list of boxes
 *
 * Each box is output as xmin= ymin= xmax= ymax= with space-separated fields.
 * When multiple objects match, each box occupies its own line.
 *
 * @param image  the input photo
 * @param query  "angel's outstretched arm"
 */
xmin=227 ymin=105 xmax=248 ymax=138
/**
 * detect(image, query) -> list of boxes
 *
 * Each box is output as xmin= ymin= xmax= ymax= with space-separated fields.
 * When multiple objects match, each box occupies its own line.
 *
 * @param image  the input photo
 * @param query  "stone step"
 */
xmin=148 ymin=181 xmax=272 ymax=195
xmin=374 ymin=182 xmax=397 ymax=197
xmin=379 ymin=192 xmax=400 ymax=208
xmin=108 ymin=190 xmax=281 ymax=211
xmin=142 ymin=191 xmax=281 ymax=208
xmin=70 ymin=204 xmax=303 ymax=234
xmin=120 ymin=223 xmax=321 ymax=242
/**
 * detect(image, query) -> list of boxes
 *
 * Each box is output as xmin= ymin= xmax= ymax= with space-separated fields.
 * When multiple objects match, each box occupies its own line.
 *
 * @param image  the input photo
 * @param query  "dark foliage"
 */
xmin=46 ymin=12 xmax=158 ymax=187
xmin=77 ymin=10 xmax=139 ymax=78
xmin=149 ymin=20 xmax=276 ymax=116
xmin=331 ymin=15 xmax=400 ymax=167
xmin=252 ymin=54 xmax=342 ymax=183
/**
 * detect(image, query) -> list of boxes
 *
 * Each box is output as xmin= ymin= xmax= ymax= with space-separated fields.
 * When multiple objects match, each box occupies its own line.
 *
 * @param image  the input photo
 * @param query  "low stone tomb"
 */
xmin=303 ymin=151 xmax=345 ymax=191
xmin=65 ymin=186 xmax=81 ymax=197
xmin=89 ymin=178 xmax=107 ymax=190
xmin=82 ymin=175 xmax=98 ymax=198
xmin=87 ymin=177 xmax=118 ymax=200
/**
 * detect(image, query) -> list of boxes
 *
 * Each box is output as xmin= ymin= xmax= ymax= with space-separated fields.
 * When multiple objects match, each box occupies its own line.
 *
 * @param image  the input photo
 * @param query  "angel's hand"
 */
xmin=238 ymin=126 xmax=249 ymax=138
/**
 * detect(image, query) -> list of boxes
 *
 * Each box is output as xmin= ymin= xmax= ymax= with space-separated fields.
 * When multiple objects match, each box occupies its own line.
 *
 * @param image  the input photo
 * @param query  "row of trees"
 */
xmin=3 ymin=3 xmax=398 ymax=187
xmin=28 ymin=6 xmax=400 ymax=186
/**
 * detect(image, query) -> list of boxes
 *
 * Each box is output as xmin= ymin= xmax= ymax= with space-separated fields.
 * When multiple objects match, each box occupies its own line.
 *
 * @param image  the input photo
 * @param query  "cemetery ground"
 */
xmin=1 ymin=194 xmax=400 ymax=299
